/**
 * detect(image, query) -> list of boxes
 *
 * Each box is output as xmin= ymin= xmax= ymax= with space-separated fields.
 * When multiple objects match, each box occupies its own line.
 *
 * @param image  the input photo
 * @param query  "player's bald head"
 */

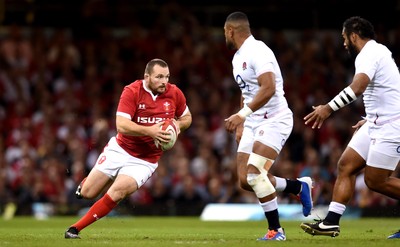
xmin=225 ymin=11 xmax=250 ymax=34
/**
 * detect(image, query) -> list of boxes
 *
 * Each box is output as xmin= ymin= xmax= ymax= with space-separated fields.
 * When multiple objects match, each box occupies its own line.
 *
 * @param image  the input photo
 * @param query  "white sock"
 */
xmin=259 ymin=197 xmax=278 ymax=212
xmin=274 ymin=176 xmax=286 ymax=191
xmin=328 ymin=201 xmax=346 ymax=215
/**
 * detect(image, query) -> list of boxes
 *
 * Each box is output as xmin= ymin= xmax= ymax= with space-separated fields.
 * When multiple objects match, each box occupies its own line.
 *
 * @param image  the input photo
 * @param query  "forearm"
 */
xmin=327 ymin=86 xmax=357 ymax=111
xmin=328 ymin=74 xmax=368 ymax=111
xmin=116 ymin=116 xmax=149 ymax=136
xmin=238 ymin=89 xmax=273 ymax=119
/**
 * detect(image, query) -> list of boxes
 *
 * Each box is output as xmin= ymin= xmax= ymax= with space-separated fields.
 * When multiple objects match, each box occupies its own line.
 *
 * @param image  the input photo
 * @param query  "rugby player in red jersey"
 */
xmin=65 ymin=58 xmax=192 ymax=239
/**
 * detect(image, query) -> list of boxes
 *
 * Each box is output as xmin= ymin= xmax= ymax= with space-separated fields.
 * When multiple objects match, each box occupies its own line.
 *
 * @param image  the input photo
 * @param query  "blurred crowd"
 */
xmin=1 ymin=3 xmax=399 ymax=216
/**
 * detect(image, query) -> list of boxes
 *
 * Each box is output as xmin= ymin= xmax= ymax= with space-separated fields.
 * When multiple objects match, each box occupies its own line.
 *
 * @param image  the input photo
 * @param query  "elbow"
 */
xmin=116 ymin=127 xmax=124 ymax=134
xmin=116 ymin=116 xmax=129 ymax=134
xmin=264 ymin=89 xmax=275 ymax=103
xmin=269 ymin=85 xmax=276 ymax=96
xmin=261 ymin=85 xmax=275 ymax=100
xmin=185 ymin=115 xmax=193 ymax=129
xmin=116 ymin=124 xmax=126 ymax=134
xmin=187 ymin=115 xmax=193 ymax=126
xmin=178 ymin=115 xmax=192 ymax=132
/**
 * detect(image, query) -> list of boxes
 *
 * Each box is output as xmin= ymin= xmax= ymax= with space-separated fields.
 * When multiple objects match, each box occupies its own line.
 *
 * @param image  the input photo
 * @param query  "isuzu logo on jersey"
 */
xmin=136 ymin=116 xmax=166 ymax=124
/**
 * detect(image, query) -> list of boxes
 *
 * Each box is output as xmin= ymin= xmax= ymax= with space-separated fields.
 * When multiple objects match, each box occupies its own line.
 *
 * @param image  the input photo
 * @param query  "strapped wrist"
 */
xmin=328 ymin=86 xmax=357 ymax=111
xmin=237 ymin=104 xmax=253 ymax=118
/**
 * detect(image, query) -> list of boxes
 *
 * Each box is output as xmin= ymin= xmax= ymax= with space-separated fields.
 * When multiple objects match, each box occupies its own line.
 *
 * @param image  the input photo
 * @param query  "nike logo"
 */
xmin=318 ymin=222 xmax=339 ymax=229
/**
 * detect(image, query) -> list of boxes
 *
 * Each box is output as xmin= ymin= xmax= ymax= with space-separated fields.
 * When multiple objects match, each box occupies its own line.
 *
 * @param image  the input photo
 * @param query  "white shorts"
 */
xmin=237 ymin=110 xmax=293 ymax=154
xmin=348 ymin=120 xmax=400 ymax=171
xmin=94 ymin=137 xmax=157 ymax=188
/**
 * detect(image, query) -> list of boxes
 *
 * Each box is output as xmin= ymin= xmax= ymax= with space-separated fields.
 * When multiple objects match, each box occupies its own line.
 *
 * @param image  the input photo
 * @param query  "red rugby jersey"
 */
xmin=116 ymin=80 xmax=187 ymax=163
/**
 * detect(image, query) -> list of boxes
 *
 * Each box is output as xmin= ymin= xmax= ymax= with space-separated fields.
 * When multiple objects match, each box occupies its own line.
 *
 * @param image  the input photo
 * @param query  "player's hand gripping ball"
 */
xmin=155 ymin=119 xmax=178 ymax=151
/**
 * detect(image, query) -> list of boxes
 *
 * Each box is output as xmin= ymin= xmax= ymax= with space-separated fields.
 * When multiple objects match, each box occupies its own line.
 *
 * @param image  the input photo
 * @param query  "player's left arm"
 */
xmin=173 ymin=88 xmax=192 ymax=134
xmin=175 ymin=109 xmax=192 ymax=134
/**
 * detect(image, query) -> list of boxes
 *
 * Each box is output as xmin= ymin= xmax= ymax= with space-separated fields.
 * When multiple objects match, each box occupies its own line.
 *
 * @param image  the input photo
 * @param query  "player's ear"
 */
xmin=228 ymin=26 xmax=234 ymax=37
xmin=350 ymin=32 xmax=357 ymax=42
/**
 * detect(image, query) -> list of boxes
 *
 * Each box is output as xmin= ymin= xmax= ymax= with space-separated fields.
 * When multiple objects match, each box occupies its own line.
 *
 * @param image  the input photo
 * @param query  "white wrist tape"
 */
xmin=328 ymin=86 xmax=357 ymax=111
xmin=237 ymin=104 xmax=253 ymax=118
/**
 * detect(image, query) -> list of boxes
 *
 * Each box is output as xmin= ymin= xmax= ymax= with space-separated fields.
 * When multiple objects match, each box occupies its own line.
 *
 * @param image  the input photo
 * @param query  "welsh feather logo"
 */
xmin=163 ymin=102 xmax=171 ymax=111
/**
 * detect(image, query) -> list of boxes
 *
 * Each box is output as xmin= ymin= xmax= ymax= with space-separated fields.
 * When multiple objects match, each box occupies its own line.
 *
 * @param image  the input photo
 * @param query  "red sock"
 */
xmin=72 ymin=193 xmax=117 ymax=231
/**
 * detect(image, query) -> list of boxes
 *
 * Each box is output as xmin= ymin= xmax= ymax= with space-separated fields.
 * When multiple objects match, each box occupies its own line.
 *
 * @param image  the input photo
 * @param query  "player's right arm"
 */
xmin=225 ymin=71 xmax=275 ymax=133
xmin=116 ymin=115 xmax=171 ymax=143
xmin=247 ymin=71 xmax=276 ymax=112
xmin=304 ymin=73 xmax=369 ymax=129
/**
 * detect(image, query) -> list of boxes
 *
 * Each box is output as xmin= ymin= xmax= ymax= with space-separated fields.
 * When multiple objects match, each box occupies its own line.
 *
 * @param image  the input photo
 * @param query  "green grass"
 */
xmin=0 ymin=216 xmax=398 ymax=247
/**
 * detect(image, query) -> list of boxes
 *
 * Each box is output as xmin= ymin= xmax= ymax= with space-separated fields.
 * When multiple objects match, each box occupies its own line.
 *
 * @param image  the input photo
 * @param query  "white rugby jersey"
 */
xmin=232 ymin=35 xmax=290 ymax=120
xmin=356 ymin=40 xmax=400 ymax=124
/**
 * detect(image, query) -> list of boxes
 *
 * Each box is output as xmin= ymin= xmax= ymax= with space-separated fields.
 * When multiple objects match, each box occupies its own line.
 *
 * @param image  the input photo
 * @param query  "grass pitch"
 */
xmin=0 ymin=216 xmax=398 ymax=247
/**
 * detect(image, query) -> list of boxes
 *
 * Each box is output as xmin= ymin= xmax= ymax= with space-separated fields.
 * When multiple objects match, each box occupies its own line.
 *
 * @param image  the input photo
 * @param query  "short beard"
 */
xmin=148 ymin=79 xmax=166 ymax=95
xmin=347 ymin=40 xmax=358 ymax=61
xmin=226 ymin=40 xmax=236 ymax=50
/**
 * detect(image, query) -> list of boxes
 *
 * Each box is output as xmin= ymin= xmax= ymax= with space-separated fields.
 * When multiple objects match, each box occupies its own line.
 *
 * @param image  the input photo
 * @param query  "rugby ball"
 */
xmin=155 ymin=119 xmax=178 ymax=151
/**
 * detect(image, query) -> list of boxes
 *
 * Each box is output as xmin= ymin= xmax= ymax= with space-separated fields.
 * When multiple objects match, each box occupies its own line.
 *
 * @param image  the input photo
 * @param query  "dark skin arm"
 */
xmin=304 ymin=73 xmax=369 ymax=129
xmin=225 ymin=71 xmax=276 ymax=133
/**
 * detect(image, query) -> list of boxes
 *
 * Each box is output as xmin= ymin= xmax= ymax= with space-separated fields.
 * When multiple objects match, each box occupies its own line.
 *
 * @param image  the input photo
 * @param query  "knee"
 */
xmin=337 ymin=157 xmax=359 ymax=176
xmin=337 ymin=157 xmax=350 ymax=174
xmin=246 ymin=173 xmax=275 ymax=198
xmin=107 ymin=189 xmax=129 ymax=203
xmin=81 ymin=187 xmax=99 ymax=200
